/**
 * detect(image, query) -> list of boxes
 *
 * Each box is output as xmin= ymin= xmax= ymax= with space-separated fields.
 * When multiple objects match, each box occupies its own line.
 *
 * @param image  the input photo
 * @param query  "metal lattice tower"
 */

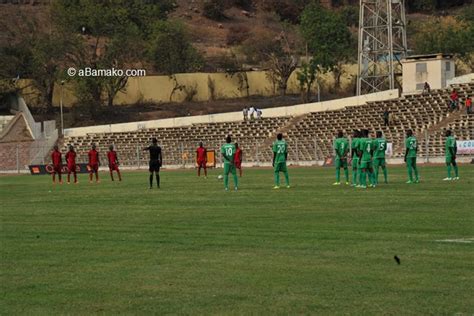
xmin=357 ymin=0 xmax=408 ymax=95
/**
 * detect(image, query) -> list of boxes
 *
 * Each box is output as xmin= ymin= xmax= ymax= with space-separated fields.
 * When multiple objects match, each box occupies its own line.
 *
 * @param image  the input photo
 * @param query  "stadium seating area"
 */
xmin=60 ymin=82 xmax=473 ymax=167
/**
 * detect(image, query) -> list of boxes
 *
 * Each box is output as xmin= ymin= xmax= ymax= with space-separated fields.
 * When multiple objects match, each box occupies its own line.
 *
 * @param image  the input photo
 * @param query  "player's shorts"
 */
xmin=359 ymin=160 xmax=373 ymax=169
xmin=197 ymin=160 xmax=207 ymax=168
xmin=109 ymin=163 xmax=119 ymax=171
xmin=149 ymin=160 xmax=161 ymax=172
xmin=89 ymin=163 xmax=99 ymax=172
xmin=373 ymin=158 xmax=386 ymax=168
xmin=224 ymin=163 xmax=236 ymax=175
xmin=351 ymin=157 xmax=359 ymax=169
xmin=335 ymin=158 xmax=348 ymax=168
xmin=53 ymin=165 xmax=62 ymax=173
xmin=274 ymin=162 xmax=287 ymax=173
xmin=445 ymin=156 xmax=456 ymax=164
xmin=234 ymin=161 xmax=242 ymax=169
xmin=406 ymin=157 xmax=417 ymax=168
xmin=67 ymin=164 xmax=76 ymax=172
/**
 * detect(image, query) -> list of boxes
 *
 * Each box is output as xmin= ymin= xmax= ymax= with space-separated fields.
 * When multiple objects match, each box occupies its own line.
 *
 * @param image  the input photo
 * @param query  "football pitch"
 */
xmin=1 ymin=165 xmax=473 ymax=314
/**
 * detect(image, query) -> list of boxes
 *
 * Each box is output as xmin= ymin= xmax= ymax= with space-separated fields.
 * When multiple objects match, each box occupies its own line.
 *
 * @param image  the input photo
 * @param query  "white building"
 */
xmin=401 ymin=53 xmax=455 ymax=94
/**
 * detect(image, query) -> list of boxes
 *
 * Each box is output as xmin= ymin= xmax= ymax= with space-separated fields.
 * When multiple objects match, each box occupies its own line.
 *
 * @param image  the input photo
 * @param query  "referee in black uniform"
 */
xmin=143 ymin=138 xmax=163 ymax=189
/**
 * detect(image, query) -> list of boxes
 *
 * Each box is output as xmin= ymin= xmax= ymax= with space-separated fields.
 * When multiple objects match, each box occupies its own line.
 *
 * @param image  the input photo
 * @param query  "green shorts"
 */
xmin=406 ymin=157 xmax=417 ymax=168
xmin=335 ymin=158 xmax=348 ymax=168
xmin=359 ymin=160 xmax=373 ymax=169
xmin=445 ymin=156 xmax=456 ymax=164
xmin=274 ymin=162 xmax=288 ymax=173
xmin=373 ymin=157 xmax=386 ymax=168
xmin=352 ymin=157 xmax=359 ymax=169
xmin=224 ymin=163 xmax=236 ymax=175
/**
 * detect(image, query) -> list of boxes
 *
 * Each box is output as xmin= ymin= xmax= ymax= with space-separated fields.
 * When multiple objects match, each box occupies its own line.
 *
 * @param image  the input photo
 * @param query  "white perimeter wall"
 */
xmin=64 ymin=90 xmax=399 ymax=137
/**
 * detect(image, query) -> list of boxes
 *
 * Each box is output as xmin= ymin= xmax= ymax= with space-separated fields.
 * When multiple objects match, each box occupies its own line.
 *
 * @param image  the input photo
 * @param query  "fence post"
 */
xmin=314 ymin=138 xmax=318 ymax=164
xmin=136 ymin=144 xmax=140 ymax=170
xmin=41 ymin=146 xmax=45 ymax=164
xmin=256 ymin=140 xmax=259 ymax=167
xmin=425 ymin=129 xmax=429 ymax=163
xmin=295 ymin=139 xmax=299 ymax=165
xmin=181 ymin=143 xmax=184 ymax=169
xmin=16 ymin=144 xmax=20 ymax=174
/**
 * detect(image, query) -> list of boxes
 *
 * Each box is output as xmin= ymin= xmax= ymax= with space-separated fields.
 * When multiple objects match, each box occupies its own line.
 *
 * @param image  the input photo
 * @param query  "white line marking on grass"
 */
xmin=435 ymin=238 xmax=474 ymax=244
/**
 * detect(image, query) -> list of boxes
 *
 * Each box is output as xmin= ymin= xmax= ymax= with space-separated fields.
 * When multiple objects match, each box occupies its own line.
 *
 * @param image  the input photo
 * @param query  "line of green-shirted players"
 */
xmin=333 ymin=129 xmax=460 ymax=188
xmin=218 ymin=128 xmax=460 ymax=191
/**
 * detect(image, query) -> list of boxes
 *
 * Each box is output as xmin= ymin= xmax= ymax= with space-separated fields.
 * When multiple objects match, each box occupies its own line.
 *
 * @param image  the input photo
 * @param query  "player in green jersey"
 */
xmin=404 ymin=130 xmax=419 ymax=183
xmin=357 ymin=129 xmax=376 ymax=188
xmin=272 ymin=133 xmax=290 ymax=189
xmin=373 ymin=131 xmax=388 ymax=184
xmin=221 ymin=135 xmax=238 ymax=191
xmin=333 ymin=131 xmax=349 ymax=185
xmin=443 ymin=130 xmax=459 ymax=181
xmin=351 ymin=130 xmax=361 ymax=186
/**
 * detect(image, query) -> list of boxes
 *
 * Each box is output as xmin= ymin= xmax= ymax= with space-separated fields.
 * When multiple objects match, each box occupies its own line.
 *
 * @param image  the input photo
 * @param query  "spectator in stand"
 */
xmin=383 ymin=107 xmax=390 ymax=127
xmin=449 ymin=89 xmax=459 ymax=111
xmin=242 ymin=107 xmax=248 ymax=121
xmin=422 ymin=82 xmax=431 ymax=94
xmin=466 ymin=96 xmax=472 ymax=114
xmin=256 ymin=108 xmax=262 ymax=120
xmin=249 ymin=106 xmax=255 ymax=120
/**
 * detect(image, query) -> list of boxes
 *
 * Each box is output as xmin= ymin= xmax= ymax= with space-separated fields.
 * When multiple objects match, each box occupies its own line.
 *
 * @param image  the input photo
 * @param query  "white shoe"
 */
xmin=443 ymin=177 xmax=452 ymax=181
xmin=453 ymin=177 xmax=459 ymax=180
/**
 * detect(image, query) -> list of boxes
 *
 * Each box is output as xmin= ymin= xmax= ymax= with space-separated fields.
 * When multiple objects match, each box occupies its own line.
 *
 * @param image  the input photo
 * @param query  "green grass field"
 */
xmin=1 ymin=166 xmax=473 ymax=314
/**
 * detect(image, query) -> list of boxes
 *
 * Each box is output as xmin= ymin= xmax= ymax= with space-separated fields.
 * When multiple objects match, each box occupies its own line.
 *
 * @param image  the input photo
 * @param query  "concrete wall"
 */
xmin=447 ymin=73 xmax=474 ymax=86
xmin=64 ymin=89 xmax=399 ymax=137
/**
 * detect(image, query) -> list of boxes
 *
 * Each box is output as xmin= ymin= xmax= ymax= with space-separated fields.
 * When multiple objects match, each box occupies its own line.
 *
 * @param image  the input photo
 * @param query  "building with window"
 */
xmin=401 ymin=53 xmax=455 ymax=94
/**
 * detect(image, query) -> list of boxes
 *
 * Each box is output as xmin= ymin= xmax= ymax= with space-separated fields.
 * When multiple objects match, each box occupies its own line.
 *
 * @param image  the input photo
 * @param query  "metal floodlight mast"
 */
xmin=357 ymin=0 xmax=408 ymax=95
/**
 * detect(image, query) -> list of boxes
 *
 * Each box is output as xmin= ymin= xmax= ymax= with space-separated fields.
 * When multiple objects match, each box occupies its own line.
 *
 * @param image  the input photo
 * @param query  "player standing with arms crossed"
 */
xmin=234 ymin=143 xmax=243 ymax=177
xmin=444 ymin=130 xmax=459 ymax=181
xmin=88 ymin=144 xmax=100 ymax=183
xmin=65 ymin=145 xmax=78 ymax=184
xmin=144 ymin=138 xmax=162 ymax=189
xmin=196 ymin=142 xmax=207 ymax=178
xmin=51 ymin=145 xmax=63 ymax=184
xmin=373 ymin=131 xmax=388 ymax=184
xmin=107 ymin=145 xmax=122 ymax=182
xmin=272 ymin=133 xmax=290 ymax=189
xmin=351 ymin=130 xmax=360 ymax=186
xmin=333 ymin=131 xmax=349 ymax=185
xmin=221 ymin=136 xmax=238 ymax=191
xmin=404 ymin=130 xmax=419 ymax=184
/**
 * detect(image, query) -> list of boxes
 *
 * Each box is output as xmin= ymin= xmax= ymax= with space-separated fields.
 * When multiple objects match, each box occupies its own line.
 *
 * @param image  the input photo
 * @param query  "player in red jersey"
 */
xmin=88 ymin=143 xmax=100 ymax=183
xmin=51 ymin=145 xmax=63 ymax=184
xmin=196 ymin=142 xmax=207 ymax=178
xmin=234 ymin=143 xmax=243 ymax=177
xmin=107 ymin=145 xmax=122 ymax=181
xmin=65 ymin=145 xmax=78 ymax=184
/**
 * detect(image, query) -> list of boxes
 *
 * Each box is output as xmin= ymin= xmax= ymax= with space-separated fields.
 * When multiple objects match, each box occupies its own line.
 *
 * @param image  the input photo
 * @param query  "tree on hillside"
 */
xmin=51 ymin=0 xmax=173 ymax=108
xmin=413 ymin=16 xmax=474 ymax=70
xmin=300 ymin=3 xmax=355 ymax=90
xmin=296 ymin=59 xmax=318 ymax=103
xmin=241 ymin=30 xmax=299 ymax=96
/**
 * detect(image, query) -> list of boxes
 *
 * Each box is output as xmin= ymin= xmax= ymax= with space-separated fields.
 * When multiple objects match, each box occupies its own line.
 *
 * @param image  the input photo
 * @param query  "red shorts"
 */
xmin=109 ymin=163 xmax=119 ymax=171
xmin=197 ymin=160 xmax=207 ymax=168
xmin=67 ymin=164 xmax=76 ymax=172
xmin=235 ymin=161 xmax=242 ymax=169
xmin=53 ymin=165 xmax=62 ymax=173
xmin=89 ymin=164 xmax=99 ymax=172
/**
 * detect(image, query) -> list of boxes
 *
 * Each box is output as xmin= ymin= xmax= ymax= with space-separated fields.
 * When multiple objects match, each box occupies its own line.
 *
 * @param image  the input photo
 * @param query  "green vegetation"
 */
xmin=1 ymin=166 xmax=473 ymax=314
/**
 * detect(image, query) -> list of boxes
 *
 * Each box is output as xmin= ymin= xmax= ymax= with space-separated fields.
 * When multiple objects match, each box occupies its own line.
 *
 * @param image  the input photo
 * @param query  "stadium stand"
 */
xmin=62 ymin=82 xmax=473 ymax=167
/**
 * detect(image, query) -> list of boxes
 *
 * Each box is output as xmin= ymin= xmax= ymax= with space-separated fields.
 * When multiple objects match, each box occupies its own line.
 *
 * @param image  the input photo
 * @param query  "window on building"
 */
xmin=416 ymin=83 xmax=425 ymax=91
xmin=446 ymin=62 xmax=451 ymax=71
xmin=416 ymin=63 xmax=427 ymax=73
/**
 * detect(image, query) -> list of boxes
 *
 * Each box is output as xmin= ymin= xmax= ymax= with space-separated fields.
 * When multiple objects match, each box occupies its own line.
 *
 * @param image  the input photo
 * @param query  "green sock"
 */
xmin=374 ymin=168 xmax=379 ymax=184
xmin=361 ymin=171 xmax=366 ymax=186
xmin=224 ymin=173 xmax=229 ymax=189
xmin=344 ymin=168 xmax=349 ymax=182
xmin=275 ymin=172 xmax=280 ymax=186
xmin=336 ymin=168 xmax=340 ymax=182
xmin=454 ymin=165 xmax=459 ymax=177
xmin=447 ymin=165 xmax=452 ymax=178
xmin=352 ymin=169 xmax=358 ymax=184
xmin=383 ymin=167 xmax=388 ymax=183
xmin=233 ymin=173 xmax=238 ymax=188
xmin=284 ymin=171 xmax=290 ymax=186
xmin=408 ymin=167 xmax=413 ymax=181
xmin=413 ymin=166 xmax=419 ymax=181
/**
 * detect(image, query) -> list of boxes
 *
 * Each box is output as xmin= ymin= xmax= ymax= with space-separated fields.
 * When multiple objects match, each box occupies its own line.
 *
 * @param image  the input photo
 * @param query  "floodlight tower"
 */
xmin=357 ymin=0 xmax=408 ymax=95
